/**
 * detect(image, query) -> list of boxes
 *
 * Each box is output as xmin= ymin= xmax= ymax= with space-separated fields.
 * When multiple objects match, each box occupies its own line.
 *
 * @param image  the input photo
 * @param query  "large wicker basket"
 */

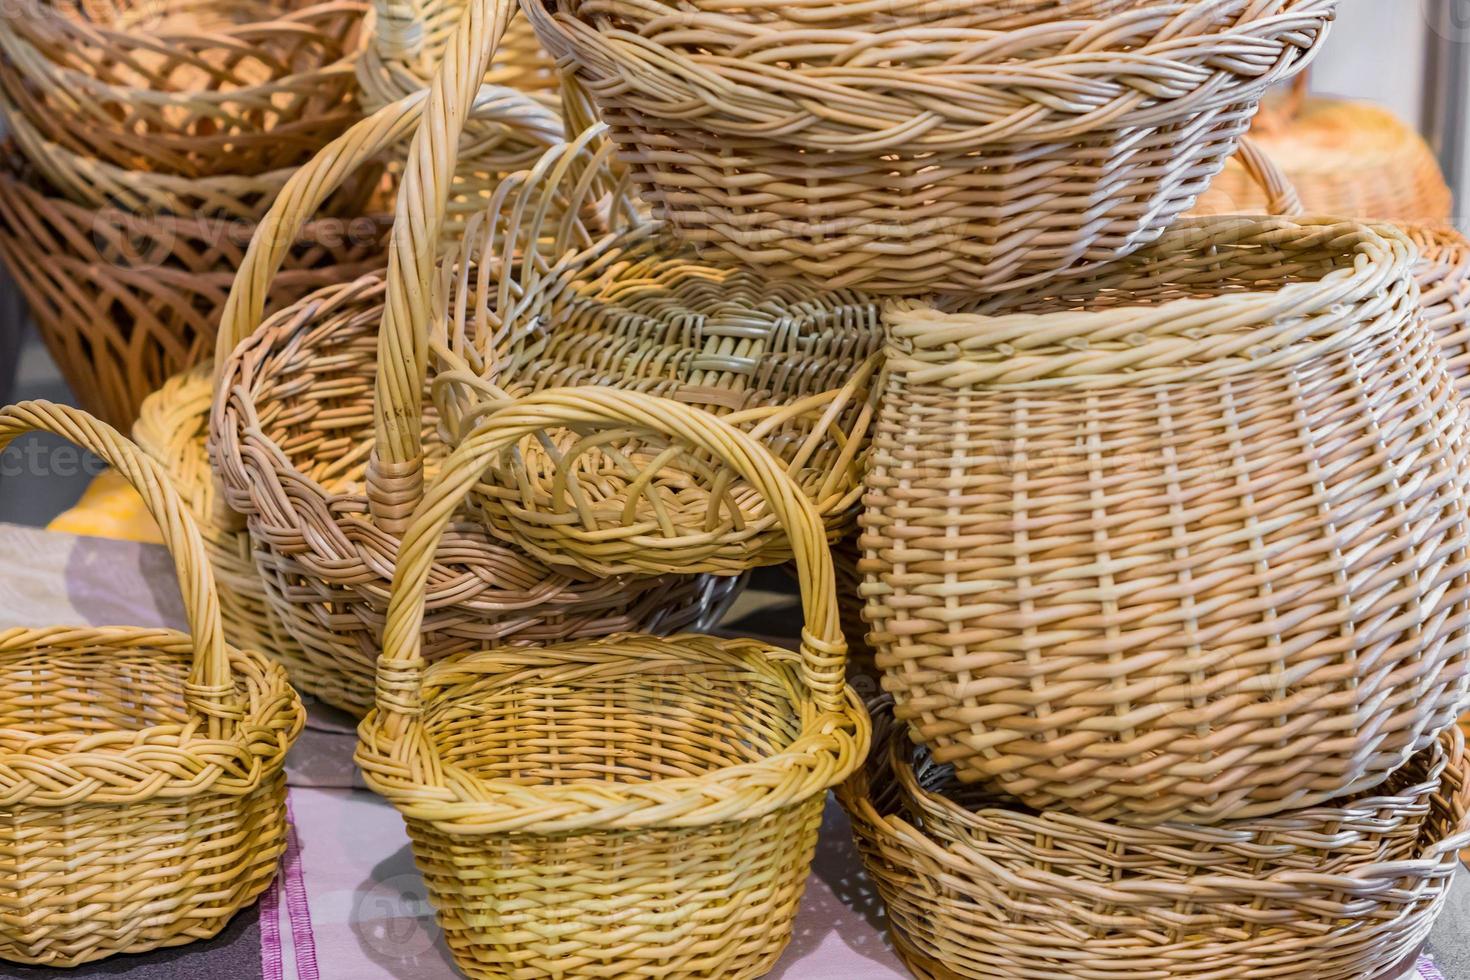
xmin=209 ymin=2 xmax=732 ymax=716
xmin=840 ymin=702 xmax=1469 ymax=980
xmin=1195 ymin=76 xmax=1452 ymax=223
xmin=357 ymin=386 xmax=870 ymax=979
xmin=524 ymin=0 xmax=1337 ymax=294
xmin=861 ymin=212 xmax=1470 ymax=824
xmin=0 ymin=152 xmax=391 ymax=428
xmin=430 ymin=124 xmax=883 ymax=578
xmin=0 ymin=0 xmax=368 ymax=177
xmin=0 ymin=401 xmax=303 ymax=967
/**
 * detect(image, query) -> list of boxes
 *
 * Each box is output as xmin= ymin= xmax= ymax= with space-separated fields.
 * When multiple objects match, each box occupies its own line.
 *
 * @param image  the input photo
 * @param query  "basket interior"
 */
xmin=0 ymin=642 xmax=194 ymax=752
xmin=419 ymin=638 xmax=805 ymax=787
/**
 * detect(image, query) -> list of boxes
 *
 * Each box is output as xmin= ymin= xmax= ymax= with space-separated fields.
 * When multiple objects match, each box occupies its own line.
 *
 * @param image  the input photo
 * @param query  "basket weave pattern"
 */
xmin=840 ymin=710 xmax=1470 ymax=980
xmin=0 ymin=401 xmax=303 ymax=967
xmin=860 ymin=217 xmax=1470 ymax=823
xmin=0 ymin=0 xmax=368 ymax=177
xmin=526 ymin=0 xmax=1336 ymax=293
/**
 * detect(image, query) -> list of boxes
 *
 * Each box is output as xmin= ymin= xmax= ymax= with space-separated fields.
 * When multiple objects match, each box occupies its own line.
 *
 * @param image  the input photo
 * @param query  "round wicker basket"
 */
xmin=0 ymin=151 xmax=391 ymax=428
xmin=356 ymin=386 xmax=870 ymax=979
xmin=1196 ymin=82 xmax=1452 ymax=223
xmin=0 ymin=0 xmax=369 ymax=176
xmin=839 ymin=704 xmax=1470 ymax=980
xmin=0 ymin=401 xmax=303 ymax=967
xmin=862 ymin=214 xmax=1470 ymax=824
xmin=524 ymin=0 xmax=1336 ymax=293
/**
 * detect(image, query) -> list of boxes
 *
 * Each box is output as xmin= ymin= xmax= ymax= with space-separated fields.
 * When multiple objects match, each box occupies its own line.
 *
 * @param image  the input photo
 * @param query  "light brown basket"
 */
xmin=0 ymin=152 xmax=391 ymax=429
xmin=209 ymin=2 xmax=732 ymax=716
xmin=1196 ymin=76 xmax=1452 ymax=223
xmin=430 ymin=124 xmax=883 ymax=578
xmin=0 ymin=400 xmax=303 ymax=968
xmin=1414 ymin=223 xmax=1470 ymax=388
xmin=357 ymin=385 xmax=870 ymax=979
xmin=0 ymin=0 xmax=368 ymax=177
xmin=861 ymin=210 xmax=1470 ymax=824
xmin=523 ymin=0 xmax=1336 ymax=294
xmin=839 ymin=703 xmax=1470 ymax=980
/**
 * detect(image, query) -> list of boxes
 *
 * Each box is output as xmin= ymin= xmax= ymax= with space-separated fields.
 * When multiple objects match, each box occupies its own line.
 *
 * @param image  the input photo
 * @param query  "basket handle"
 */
xmin=367 ymin=0 xmax=517 ymax=533
xmin=1230 ymin=135 xmax=1303 ymax=217
xmin=372 ymin=387 xmax=849 ymax=737
xmin=0 ymin=402 xmax=239 ymax=737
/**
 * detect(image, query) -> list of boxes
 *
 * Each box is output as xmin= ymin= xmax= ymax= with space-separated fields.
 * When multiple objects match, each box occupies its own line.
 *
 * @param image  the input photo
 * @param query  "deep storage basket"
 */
xmin=0 ymin=401 xmax=303 ymax=967
xmin=356 ymin=385 xmax=870 ymax=979
xmin=861 ymin=214 xmax=1470 ymax=824
xmin=431 ymin=124 xmax=883 ymax=578
xmin=0 ymin=153 xmax=391 ymax=427
xmin=839 ymin=703 xmax=1470 ymax=980
xmin=0 ymin=0 xmax=367 ymax=177
xmin=1196 ymin=76 xmax=1452 ymax=223
xmin=525 ymin=0 xmax=1337 ymax=293
xmin=209 ymin=7 xmax=732 ymax=715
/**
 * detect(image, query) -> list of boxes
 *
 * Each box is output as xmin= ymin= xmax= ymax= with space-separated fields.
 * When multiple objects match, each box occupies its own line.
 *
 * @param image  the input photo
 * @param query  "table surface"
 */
xmin=0 ymin=520 xmax=1458 ymax=980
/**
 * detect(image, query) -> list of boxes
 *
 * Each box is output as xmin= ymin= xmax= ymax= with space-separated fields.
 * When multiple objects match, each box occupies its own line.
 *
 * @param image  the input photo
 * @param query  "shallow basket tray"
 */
xmin=839 ymin=704 xmax=1470 ymax=980
xmin=524 ymin=0 xmax=1336 ymax=294
xmin=861 ymin=213 xmax=1470 ymax=824
xmin=0 ymin=401 xmax=303 ymax=968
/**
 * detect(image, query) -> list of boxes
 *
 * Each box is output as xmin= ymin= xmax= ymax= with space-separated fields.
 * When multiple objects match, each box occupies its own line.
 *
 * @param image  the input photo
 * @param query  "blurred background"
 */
xmin=0 ymin=0 xmax=1464 ymax=526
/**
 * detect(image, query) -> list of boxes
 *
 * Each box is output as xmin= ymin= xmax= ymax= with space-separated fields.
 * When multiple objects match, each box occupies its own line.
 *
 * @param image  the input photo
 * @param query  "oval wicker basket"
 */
xmin=357 ymin=385 xmax=870 ymax=979
xmin=0 ymin=0 xmax=369 ymax=177
xmin=208 ymin=5 xmax=732 ymax=716
xmin=431 ymin=125 xmax=883 ymax=578
xmin=1195 ymin=78 xmax=1452 ymax=223
xmin=0 ymin=401 xmax=303 ymax=968
xmin=0 ymin=151 xmax=392 ymax=428
xmin=861 ymin=213 xmax=1470 ymax=824
xmin=524 ymin=0 xmax=1336 ymax=294
xmin=839 ymin=703 xmax=1470 ymax=980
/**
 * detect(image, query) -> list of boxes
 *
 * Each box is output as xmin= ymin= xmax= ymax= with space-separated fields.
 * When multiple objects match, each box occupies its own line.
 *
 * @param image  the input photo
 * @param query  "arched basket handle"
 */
xmin=0 ymin=401 xmax=239 ymax=736
xmin=1232 ymin=135 xmax=1303 ymax=217
xmin=371 ymin=386 xmax=850 ymax=738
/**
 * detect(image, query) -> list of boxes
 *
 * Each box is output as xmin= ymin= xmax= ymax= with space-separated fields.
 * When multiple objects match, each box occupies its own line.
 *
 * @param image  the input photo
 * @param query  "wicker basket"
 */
xmin=430 ymin=125 xmax=883 ymax=578
xmin=356 ymin=386 xmax=870 ymax=979
xmin=861 ymin=211 xmax=1470 ymax=824
xmin=1414 ymin=223 xmax=1470 ymax=388
xmin=0 ymin=152 xmax=391 ymax=428
xmin=839 ymin=702 xmax=1470 ymax=980
xmin=1196 ymin=76 xmax=1452 ymax=223
xmin=524 ymin=0 xmax=1336 ymax=294
xmin=0 ymin=0 xmax=368 ymax=177
xmin=0 ymin=401 xmax=303 ymax=967
xmin=209 ymin=7 xmax=732 ymax=716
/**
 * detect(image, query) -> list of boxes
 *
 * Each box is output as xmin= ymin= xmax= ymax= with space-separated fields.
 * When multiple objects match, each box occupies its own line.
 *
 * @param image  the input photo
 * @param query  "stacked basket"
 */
xmin=0 ymin=0 xmax=385 ymax=427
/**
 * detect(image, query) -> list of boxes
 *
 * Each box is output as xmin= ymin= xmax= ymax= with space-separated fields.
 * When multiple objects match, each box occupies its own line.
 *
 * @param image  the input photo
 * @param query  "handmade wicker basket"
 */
xmin=0 ymin=401 xmax=303 ymax=967
xmin=1196 ymin=76 xmax=1452 ymax=223
xmin=0 ymin=0 xmax=367 ymax=177
xmin=357 ymin=386 xmax=870 ymax=979
xmin=861 ymin=211 xmax=1470 ymax=824
xmin=0 ymin=152 xmax=391 ymax=428
xmin=209 ymin=4 xmax=731 ymax=716
xmin=431 ymin=125 xmax=883 ymax=578
xmin=524 ymin=0 xmax=1337 ymax=293
xmin=839 ymin=703 xmax=1469 ymax=980
xmin=1414 ymin=223 xmax=1470 ymax=389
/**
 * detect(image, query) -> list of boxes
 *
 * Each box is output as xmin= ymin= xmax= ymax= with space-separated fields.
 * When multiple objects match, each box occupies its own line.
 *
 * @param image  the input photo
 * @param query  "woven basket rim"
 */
xmin=882 ymin=216 xmax=1416 ymax=384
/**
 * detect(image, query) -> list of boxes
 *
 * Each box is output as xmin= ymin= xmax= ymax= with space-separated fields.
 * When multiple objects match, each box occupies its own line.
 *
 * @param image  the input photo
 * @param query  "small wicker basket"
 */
xmin=0 ymin=401 xmax=303 ymax=967
xmin=208 ymin=5 xmax=731 ymax=715
xmin=0 ymin=0 xmax=368 ymax=177
xmin=525 ymin=0 xmax=1336 ymax=293
xmin=840 ymin=703 xmax=1470 ymax=980
xmin=861 ymin=209 xmax=1470 ymax=823
xmin=1196 ymin=77 xmax=1452 ymax=223
xmin=357 ymin=386 xmax=870 ymax=979
xmin=431 ymin=125 xmax=883 ymax=578
xmin=0 ymin=151 xmax=391 ymax=428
